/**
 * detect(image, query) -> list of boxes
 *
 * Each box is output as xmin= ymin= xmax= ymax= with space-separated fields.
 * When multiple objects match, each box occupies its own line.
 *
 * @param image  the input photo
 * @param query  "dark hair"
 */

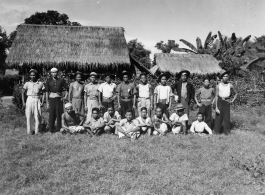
xmin=203 ymin=77 xmax=210 ymax=82
xmin=197 ymin=112 xmax=204 ymax=116
xmin=141 ymin=107 xmax=147 ymax=112
xmin=155 ymin=106 xmax=162 ymax=111
xmin=92 ymin=107 xmax=100 ymax=113
xmin=125 ymin=109 xmax=133 ymax=114
xmin=107 ymin=105 xmax=114 ymax=110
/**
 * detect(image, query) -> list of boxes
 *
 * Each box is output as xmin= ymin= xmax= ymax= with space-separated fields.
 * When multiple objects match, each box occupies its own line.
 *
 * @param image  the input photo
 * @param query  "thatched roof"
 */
xmin=6 ymin=24 xmax=131 ymax=70
xmin=155 ymin=53 xmax=222 ymax=74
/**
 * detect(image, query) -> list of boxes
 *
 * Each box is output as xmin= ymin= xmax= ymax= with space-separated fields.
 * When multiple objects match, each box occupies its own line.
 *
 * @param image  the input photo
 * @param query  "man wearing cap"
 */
xmin=22 ymin=69 xmax=45 ymax=134
xmin=98 ymin=73 xmax=116 ymax=113
xmin=172 ymin=70 xmax=194 ymax=116
xmin=68 ymin=71 xmax=85 ymax=120
xmin=45 ymin=67 xmax=68 ymax=133
xmin=214 ymin=70 xmax=238 ymax=135
xmin=116 ymin=71 xmax=137 ymax=118
xmin=136 ymin=73 xmax=153 ymax=117
xmin=169 ymin=104 xmax=189 ymax=135
xmin=84 ymin=72 xmax=100 ymax=122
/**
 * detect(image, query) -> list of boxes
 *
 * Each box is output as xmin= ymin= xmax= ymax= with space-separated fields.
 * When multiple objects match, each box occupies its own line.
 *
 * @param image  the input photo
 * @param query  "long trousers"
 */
xmin=25 ymin=96 xmax=42 ymax=134
xmin=214 ymin=97 xmax=230 ymax=135
xmin=138 ymin=98 xmax=151 ymax=117
xmin=49 ymin=97 xmax=63 ymax=132
xmin=120 ymin=100 xmax=134 ymax=119
xmin=181 ymin=97 xmax=189 ymax=116
xmin=156 ymin=103 xmax=169 ymax=117
xmin=199 ymin=104 xmax=212 ymax=128
xmin=102 ymin=100 xmax=114 ymax=112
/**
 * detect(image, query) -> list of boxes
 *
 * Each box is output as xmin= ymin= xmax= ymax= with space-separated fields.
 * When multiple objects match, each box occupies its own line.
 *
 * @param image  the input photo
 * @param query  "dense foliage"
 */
xmin=127 ymin=39 xmax=152 ymax=69
xmin=155 ymin=40 xmax=179 ymax=53
xmin=24 ymin=10 xmax=81 ymax=26
xmin=0 ymin=75 xmax=20 ymax=95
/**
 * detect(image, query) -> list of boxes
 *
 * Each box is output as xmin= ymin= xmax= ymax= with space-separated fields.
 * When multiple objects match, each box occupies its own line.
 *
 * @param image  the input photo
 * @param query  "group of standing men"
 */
xmin=22 ymin=67 xmax=237 ymax=137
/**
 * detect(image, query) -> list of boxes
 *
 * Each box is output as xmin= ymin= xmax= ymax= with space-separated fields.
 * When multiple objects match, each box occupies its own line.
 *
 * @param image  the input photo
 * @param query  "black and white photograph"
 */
xmin=0 ymin=0 xmax=265 ymax=194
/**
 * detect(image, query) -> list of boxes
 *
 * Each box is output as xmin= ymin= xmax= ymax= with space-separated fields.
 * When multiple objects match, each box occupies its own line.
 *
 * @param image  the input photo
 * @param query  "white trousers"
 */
xmin=153 ymin=123 xmax=168 ymax=135
xmin=25 ymin=97 xmax=42 ymax=134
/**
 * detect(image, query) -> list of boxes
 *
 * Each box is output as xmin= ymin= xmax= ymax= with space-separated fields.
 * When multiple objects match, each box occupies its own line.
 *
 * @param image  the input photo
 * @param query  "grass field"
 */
xmin=1 ymin=105 xmax=265 ymax=195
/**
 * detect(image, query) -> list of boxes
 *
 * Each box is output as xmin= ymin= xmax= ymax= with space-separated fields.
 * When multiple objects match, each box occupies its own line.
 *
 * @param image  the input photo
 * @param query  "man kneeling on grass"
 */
xmin=83 ymin=107 xmax=105 ymax=136
xmin=169 ymin=104 xmax=188 ymax=135
xmin=190 ymin=112 xmax=212 ymax=135
xmin=152 ymin=107 xmax=171 ymax=136
xmin=117 ymin=110 xmax=141 ymax=140
xmin=60 ymin=103 xmax=86 ymax=134
xmin=103 ymin=106 xmax=121 ymax=134
xmin=136 ymin=107 xmax=152 ymax=136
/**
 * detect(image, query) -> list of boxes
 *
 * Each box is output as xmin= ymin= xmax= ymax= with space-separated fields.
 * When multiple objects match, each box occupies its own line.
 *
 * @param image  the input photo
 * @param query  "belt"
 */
xmin=87 ymin=96 xmax=98 ymax=100
xmin=121 ymin=98 xmax=132 ymax=102
xmin=103 ymin=97 xmax=113 ymax=102
xmin=72 ymin=97 xmax=84 ymax=100
xmin=201 ymin=99 xmax=212 ymax=101
xmin=219 ymin=96 xmax=230 ymax=100
xmin=28 ymin=95 xmax=40 ymax=99
xmin=49 ymin=92 xmax=62 ymax=98
xmin=139 ymin=97 xmax=150 ymax=99
xmin=158 ymin=99 xmax=167 ymax=104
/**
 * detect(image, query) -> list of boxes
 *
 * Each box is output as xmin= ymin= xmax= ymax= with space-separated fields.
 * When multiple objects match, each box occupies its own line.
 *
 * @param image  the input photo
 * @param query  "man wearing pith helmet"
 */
xmin=171 ymin=69 xmax=194 ymax=116
xmin=84 ymin=72 xmax=100 ymax=122
xmin=45 ymin=67 xmax=68 ymax=133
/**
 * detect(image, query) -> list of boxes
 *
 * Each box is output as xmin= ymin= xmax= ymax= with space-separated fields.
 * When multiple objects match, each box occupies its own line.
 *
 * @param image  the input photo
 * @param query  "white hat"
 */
xmin=50 ymin=67 xmax=58 ymax=72
xmin=64 ymin=103 xmax=72 ymax=109
xmin=90 ymin=72 xmax=98 ymax=76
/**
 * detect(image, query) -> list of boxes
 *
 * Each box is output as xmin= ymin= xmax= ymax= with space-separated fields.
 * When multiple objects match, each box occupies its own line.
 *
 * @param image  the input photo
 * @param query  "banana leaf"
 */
xmin=204 ymin=31 xmax=212 ymax=49
xmin=172 ymin=47 xmax=198 ymax=54
xmin=241 ymin=35 xmax=251 ymax=46
xmin=218 ymin=31 xmax=224 ymax=47
xmin=196 ymin=37 xmax=203 ymax=49
xmin=179 ymin=39 xmax=197 ymax=52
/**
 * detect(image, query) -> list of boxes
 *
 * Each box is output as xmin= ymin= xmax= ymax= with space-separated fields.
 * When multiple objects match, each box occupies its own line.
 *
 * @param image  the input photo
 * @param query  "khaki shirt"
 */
xmin=23 ymin=81 xmax=44 ymax=96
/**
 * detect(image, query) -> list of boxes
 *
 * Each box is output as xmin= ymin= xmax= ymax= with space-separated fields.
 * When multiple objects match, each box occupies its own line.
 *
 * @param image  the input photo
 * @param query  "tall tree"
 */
xmin=8 ymin=10 xmax=81 ymax=48
xmin=0 ymin=27 xmax=9 ymax=74
xmin=24 ymin=10 xmax=81 ymax=26
xmin=155 ymin=40 xmax=179 ymax=53
xmin=127 ymin=39 xmax=151 ymax=69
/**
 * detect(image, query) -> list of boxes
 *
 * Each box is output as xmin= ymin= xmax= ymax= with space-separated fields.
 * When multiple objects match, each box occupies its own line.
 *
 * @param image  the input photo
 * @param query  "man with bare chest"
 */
xmin=60 ymin=103 xmax=86 ymax=134
xmin=68 ymin=71 xmax=85 ymax=118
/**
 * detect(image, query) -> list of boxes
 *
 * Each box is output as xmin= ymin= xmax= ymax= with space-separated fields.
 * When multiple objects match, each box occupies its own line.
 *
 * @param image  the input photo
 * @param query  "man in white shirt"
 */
xmin=190 ymin=112 xmax=212 ymax=135
xmin=169 ymin=104 xmax=188 ymax=135
xmin=103 ymin=106 xmax=121 ymax=134
xmin=98 ymin=73 xmax=116 ymax=113
xmin=22 ymin=69 xmax=45 ymax=134
xmin=136 ymin=73 xmax=153 ymax=117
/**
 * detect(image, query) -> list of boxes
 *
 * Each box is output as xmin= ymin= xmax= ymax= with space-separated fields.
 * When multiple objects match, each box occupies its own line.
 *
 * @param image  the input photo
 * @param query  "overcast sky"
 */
xmin=0 ymin=0 xmax=264 ymax=54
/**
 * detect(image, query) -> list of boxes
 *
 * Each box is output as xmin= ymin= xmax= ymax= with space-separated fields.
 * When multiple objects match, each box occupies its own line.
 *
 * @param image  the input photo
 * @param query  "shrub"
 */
xmin=0 ymin=75 xmax=20 ymax=95
xmin=12 ymin=84 xmax=23 ymax=109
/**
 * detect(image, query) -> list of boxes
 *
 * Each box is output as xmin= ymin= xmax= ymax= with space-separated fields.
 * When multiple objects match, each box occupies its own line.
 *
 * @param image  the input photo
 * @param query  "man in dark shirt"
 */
xmin=172 ymin=70 xmax=194 ymax=116
xmin=46 ymin=67 xmax=68 ymax=133
xmin=116 ymin=71 xmax=137 ymax=118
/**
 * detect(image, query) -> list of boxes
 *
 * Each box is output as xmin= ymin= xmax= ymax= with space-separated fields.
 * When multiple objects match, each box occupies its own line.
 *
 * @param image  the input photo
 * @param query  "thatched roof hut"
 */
xmin=152 ymin=53 xmax=222 ymax=75
xmin=6 ymin=24 xmax=132 ymax=72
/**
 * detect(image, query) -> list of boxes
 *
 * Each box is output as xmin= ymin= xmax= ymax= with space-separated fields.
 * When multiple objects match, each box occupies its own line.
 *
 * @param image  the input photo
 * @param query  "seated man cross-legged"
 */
xmin=83 ymin=107 xmax=106 ymax=136
xmin=136 ymin=107 xmax=152 ymax=136
xmin=169 ymin=104 xmax=188 ymax=135
xmin=60 ymin=103 xmax=86 ymax=134
xmin=190 ymin=112 xmax=213 ymax=135
xmin=152 ymin=106 xmax=171 ymax=136
xmin=103 ymin=106 xmax=121 ymax=134
xmin=117 ymin=110 xmax=141 ymax=140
